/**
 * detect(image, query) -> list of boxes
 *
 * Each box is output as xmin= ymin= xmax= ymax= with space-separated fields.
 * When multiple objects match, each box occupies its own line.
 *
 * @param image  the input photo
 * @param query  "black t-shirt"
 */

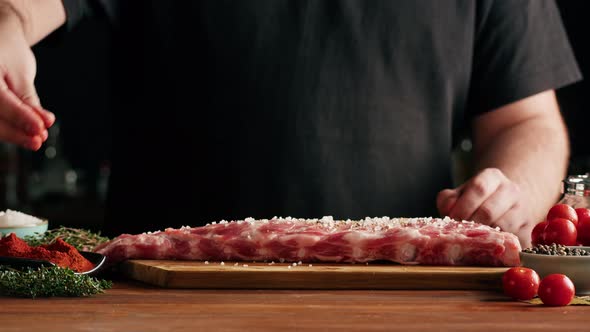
xmin=62 ymin=0 xmax=581 ymax=236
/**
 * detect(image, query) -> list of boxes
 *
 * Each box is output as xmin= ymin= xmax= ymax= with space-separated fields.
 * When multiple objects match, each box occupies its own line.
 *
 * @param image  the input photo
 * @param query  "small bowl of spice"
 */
xmin=0 ymin=210 xmax=48 ymax=238
xmin=520 ymin=244 xmax=590 ymax=295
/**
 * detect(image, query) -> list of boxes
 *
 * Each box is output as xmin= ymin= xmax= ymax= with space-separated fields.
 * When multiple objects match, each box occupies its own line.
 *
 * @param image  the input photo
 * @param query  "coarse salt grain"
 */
xmin=204 ymin=261 xmax=209 ymax=264
xmin=208 ymin=216 xmax=479 ymax=234
xmin=220 ymin=262 xmax=225 ymax=266
xmin=0 ymin=210 xmax=44 ymax=228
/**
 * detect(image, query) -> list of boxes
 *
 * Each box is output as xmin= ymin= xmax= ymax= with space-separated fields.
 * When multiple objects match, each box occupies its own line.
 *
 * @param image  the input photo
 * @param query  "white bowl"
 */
xmin=0 ymin=220 xmax=48 ymax=238
xmin=520 ymin=246 xmax=590 ymax=295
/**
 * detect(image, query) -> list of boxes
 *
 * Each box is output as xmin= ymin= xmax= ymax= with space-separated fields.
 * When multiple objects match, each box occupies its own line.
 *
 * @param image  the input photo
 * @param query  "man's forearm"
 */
xmin=473 ymin=91 xmax=570 ymax=223
xmin=0 ymin=0 xmax=66 ymax=45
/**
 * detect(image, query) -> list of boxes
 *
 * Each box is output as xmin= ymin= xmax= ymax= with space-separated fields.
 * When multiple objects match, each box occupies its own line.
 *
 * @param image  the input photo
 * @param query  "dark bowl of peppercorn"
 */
xmin=520 ymin=244 xmax=590 ymax=295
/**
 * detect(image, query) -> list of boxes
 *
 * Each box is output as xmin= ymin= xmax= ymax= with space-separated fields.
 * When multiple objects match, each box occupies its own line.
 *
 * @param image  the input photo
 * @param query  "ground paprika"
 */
xmin=0 ymin=233 xmax=94 ymax=272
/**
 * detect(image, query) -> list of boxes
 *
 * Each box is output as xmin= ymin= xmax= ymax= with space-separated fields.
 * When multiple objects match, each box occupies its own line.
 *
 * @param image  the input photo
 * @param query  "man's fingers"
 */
xmin=23 ymin=91 xmax=55 ymax=128
xmin=492 ymin=208 xmax=534 ymax=248
xmin=0 ymin=79 xmax=45 ymax=136
xmin=0 ymin=120 xmax=43 ymax=150
xmin=18 ymin=84 xmax=55 ymax=128
xmin=32 ymin=106 xmax=55 ymax=128
xmin=436 ymin=189 xmax=459 ymax=216
xmin=20 ymin=88 xmax=41 ymax=108
xmin=471 ymin=182 xmax=520 ymax=226
xmin=449 ymin=168 xmax=504 ymax=221
xmin=40 ymin=109 xmax=55 ymax=128
xmin=4 ymin=67 xmax=54 ymax=128
xmin=40 ymin=128 xmax=48 ymax=142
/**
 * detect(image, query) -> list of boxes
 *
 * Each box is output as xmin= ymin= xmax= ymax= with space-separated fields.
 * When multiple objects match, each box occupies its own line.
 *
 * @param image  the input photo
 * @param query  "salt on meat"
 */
xmin=94 ymin=216 xmax=521 ymax=266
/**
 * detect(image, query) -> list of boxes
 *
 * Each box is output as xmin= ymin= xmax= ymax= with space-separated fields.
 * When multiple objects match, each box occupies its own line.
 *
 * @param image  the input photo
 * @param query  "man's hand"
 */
xmin=0 ymin=9 xmax=53 ymax=150
xmin=437 ymin=168 xmax=534 ymax=246
xmin=0 ymin=1 xmax=66 ymax=150
xmin=437 ymin=90 xmax=569 ymax=248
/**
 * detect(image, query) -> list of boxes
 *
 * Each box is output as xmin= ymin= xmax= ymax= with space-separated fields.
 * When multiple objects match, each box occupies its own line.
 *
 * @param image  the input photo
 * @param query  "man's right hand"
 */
xmin=0 ymin=4 xmax=55 ymax=151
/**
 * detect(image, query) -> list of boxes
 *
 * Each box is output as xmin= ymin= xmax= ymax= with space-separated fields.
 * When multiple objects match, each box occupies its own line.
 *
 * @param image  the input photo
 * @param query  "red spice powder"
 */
xmin=0 ymin=233 xmax=95 ymax=272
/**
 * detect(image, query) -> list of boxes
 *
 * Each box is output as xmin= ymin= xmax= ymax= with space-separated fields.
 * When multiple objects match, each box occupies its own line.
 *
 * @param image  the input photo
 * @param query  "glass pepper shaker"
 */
xmin=558 ymin=174 xmax=590 ymax=208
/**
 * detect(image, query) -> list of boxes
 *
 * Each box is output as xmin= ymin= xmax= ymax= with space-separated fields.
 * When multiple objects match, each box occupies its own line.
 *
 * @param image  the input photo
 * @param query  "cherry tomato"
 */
xmin=502 ymin=267 xmax=540 ymax=300
xmin=576 ymin=208 xmax=590 ymax=245
xmin=575 ymin=207 xmax=590 ymax=220
xmin=538 ymin=274 xmax=575 ymax=306
xmin=547 ymin=204 xmax=578 ymax=226
xmin=543 ymin=218 xmax=578 ymax=246
xmin=531 ymin=221 xmax=548 ymax=245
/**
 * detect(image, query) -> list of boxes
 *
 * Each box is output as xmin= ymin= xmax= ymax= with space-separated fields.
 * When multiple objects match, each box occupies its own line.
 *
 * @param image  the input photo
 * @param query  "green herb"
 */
xmin=0 ymin=266 xmax=112 ymax=298
xmin=23 ymin=226 xmax=110 ymax=251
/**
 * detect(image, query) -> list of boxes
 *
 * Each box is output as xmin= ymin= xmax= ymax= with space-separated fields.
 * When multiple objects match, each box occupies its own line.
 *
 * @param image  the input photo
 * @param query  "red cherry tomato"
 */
xmin=544 ymin=218 xmax=578 ymax=246
xmin=502 ymin=267 xmax=540 ymax=300
xmin=547 ymin=204 xmax=578 ymax=226
xmin=576 ymin=208 xmax=590 ymax=245
xmin=531 ymin=221 xmax=548 ymax=245
xmin=538 ymin=274 xmax=575 ymax=306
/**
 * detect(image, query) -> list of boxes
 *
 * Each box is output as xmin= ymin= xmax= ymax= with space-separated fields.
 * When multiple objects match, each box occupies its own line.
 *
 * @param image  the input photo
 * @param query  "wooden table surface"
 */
xmin=1 ymin=279 xmax=589 ymax=332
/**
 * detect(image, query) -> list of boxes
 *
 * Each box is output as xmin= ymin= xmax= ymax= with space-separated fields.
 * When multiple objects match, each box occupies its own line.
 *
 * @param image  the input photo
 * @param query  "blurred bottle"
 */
xmin=0 ymin=143 xmax=19 ymax=208
xmin=27 ymin=122 xmax=77 ymax=202
xmin=30 ymin=121 xmax=112 ymax=201
xmin=97 ymin=160 xmax=111 ymax=201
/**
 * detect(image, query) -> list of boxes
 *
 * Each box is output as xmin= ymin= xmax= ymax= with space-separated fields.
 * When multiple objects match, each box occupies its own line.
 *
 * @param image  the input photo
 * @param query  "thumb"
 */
xmin=19 ymin=86 xmax=41 ymax=109
xmin=20 ymin=85 xmax=54 ymax=128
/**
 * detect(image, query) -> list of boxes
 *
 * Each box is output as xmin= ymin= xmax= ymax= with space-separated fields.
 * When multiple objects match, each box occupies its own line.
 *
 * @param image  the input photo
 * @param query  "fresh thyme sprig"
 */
xmin=22 ymin=226 xmax=110 ymax=251
xmin=0 ymin=266 xmax=112 ymax=298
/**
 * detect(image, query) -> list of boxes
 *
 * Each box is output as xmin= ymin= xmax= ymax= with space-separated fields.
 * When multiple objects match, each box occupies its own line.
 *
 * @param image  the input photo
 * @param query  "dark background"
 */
xmin=554 ymin=1 xmax=590 ymax=172
xmin=1 ymin=1 xmax=588 ymax=231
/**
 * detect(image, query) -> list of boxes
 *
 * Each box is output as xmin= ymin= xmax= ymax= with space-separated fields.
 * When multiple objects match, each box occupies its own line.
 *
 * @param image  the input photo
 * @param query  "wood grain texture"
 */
xmin=0 ymin=281 xmax=588 ymax=332
xmin=120 ymin=260 xmax=508 ymax=290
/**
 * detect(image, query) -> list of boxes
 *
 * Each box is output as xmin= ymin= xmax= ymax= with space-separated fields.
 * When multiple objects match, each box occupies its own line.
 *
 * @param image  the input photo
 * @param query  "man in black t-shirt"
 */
xmin=0 ymin=0 xmax=582 ymax=246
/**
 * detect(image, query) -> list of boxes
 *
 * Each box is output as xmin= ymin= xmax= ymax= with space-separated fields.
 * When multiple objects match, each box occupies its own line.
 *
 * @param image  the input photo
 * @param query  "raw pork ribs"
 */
xmin=95 ymin=216 xmax=521 ymax=266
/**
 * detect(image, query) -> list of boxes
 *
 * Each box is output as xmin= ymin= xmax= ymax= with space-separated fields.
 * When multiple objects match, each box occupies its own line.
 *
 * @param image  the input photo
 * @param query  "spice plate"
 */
xmin=0 ymin=251 xmax=106 ymax=275
xmin=79 ymin=251 xmax=107 ymax=275
xmin=520 ymin=246 xmax=590 ymax=295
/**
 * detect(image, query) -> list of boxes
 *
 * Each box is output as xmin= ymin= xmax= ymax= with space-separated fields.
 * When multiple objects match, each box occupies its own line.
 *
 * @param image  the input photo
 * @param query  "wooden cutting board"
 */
xmin=120 ymin=260 xmax=509 ymax=290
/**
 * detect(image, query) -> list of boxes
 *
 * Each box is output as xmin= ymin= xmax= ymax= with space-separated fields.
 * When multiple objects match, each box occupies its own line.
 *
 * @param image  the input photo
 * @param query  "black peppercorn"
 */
xmin=523 ymin=243 xmax=590 ymax=256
